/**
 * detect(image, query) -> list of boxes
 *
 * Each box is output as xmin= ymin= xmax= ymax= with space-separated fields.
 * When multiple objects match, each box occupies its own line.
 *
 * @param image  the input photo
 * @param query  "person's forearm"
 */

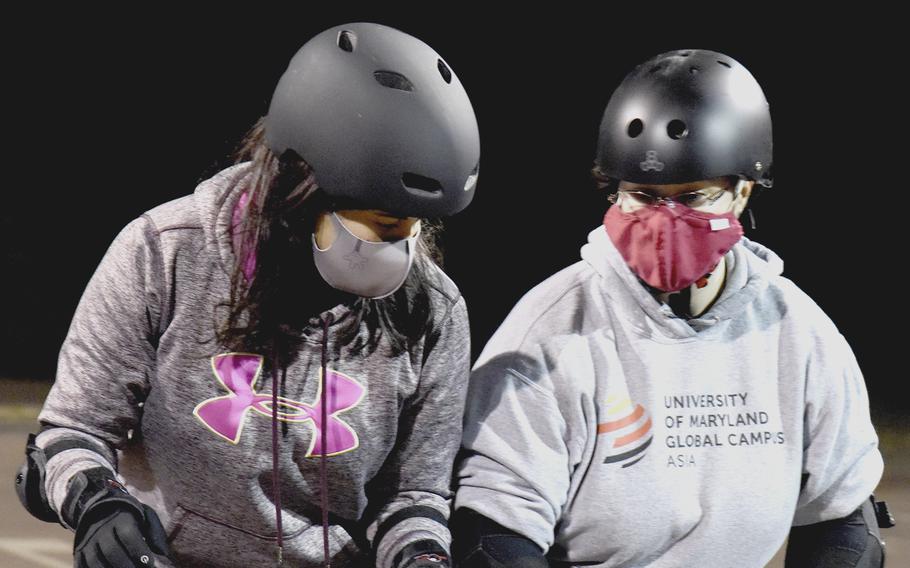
xmin=29 ymin=425 xmax=119 ymax=527
xmin=370 ymin=496 xmax=453 ymax=568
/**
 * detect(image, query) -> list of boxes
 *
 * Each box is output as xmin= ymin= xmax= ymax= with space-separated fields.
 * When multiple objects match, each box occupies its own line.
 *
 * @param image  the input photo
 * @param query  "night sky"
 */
xmin=4 ymin=9 xmax=904 ymax=415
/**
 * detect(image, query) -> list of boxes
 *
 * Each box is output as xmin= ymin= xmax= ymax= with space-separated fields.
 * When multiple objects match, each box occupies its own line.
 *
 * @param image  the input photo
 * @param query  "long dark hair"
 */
xmin=216 ymin=118 xmax=445 ymax=369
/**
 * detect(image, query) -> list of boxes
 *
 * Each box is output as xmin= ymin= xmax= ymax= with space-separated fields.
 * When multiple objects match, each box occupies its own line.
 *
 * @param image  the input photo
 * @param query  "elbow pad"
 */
xmin=14 ymin=432 xmax=61 ymax=524
xmin=452 ymin=508 xmax=549 ymax=568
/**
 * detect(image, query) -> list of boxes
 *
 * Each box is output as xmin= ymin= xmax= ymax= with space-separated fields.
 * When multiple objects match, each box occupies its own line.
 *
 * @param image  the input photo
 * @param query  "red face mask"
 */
xmin=603 ymin=202 xmax=743 ymax=292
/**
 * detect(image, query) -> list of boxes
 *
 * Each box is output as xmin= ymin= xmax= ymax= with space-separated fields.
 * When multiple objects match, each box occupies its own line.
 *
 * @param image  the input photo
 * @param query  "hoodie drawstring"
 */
xmin=320 ymin=312 xmax=334 ymax=567
xmin=271 ymin=347 xmax=285 ymax=567
xmin=271 ymin=312 xmax=335 ymax=567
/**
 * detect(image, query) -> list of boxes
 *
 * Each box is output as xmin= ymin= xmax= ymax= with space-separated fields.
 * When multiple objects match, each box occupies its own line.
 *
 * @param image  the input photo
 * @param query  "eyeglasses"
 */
xmin=608 ymin=187 xmax=730 ymax=212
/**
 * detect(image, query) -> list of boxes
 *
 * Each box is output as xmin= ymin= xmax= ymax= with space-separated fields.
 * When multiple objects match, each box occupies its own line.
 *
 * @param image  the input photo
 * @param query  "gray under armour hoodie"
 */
xmin=455 ymin=224 xmax=883 ymax=567
xmin=36 ymin=163 xmax=471 ymax=567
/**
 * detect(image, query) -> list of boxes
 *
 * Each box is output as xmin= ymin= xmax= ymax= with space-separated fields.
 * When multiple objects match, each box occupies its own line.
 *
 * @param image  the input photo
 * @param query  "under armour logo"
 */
xmin=193 ymin=353 xmax=365 ymax=456
xmin=639 ymin=150 xmax=665 ymax=172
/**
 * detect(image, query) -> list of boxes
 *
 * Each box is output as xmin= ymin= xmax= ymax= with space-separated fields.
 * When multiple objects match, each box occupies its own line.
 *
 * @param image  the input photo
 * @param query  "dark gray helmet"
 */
xmin=595 ymin=49 xmax=772 ymax=188
xmin=264 ymin=22 xmax=480 ymax=218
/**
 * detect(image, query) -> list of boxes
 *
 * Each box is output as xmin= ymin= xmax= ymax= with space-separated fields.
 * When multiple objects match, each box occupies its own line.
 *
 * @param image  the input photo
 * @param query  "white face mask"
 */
xmin=311 ymin=212 xmax=420 ymax=299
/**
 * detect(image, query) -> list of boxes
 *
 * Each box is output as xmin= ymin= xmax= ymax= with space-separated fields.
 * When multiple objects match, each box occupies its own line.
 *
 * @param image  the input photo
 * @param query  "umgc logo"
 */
xmin=597 ymin=394 xmax=653 ymax=468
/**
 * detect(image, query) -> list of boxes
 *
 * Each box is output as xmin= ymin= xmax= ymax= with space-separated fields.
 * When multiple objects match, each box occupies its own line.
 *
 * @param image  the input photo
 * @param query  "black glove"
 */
xmin=395 ymin=539 xmax=450 ymax=568
xmin=62 ymin=467 xmax=171 ymax=567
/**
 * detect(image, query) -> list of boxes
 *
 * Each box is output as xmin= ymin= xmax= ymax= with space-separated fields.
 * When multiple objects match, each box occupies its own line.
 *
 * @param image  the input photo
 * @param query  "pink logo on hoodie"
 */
xmin=193 ymin=353 xmax=365 ymax=456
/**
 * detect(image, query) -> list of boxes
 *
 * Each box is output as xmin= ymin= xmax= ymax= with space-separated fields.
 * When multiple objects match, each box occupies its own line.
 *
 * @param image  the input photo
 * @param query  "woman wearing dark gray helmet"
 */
xmin=16 ymin=22 xmax=479 ymax=568
xmin=452 ymin=50 xmax=890 ymax=567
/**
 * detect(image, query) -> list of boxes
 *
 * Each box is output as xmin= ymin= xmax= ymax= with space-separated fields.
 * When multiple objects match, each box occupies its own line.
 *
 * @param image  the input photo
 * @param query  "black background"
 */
xmin=3 ymin=8 xmax=904 ymax=417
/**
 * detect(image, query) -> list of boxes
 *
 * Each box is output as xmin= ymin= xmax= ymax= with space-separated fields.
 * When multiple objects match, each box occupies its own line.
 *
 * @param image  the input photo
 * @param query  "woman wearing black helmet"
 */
xmin=453 ymin=50 xmax=888 ymax=567
xmin=16 ymin=22 xmax=479 ymax=568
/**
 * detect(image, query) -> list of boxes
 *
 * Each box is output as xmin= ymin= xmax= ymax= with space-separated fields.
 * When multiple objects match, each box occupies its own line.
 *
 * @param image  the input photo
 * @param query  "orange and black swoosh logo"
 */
xmin=597 ymin=396 xmax=653 ymax=468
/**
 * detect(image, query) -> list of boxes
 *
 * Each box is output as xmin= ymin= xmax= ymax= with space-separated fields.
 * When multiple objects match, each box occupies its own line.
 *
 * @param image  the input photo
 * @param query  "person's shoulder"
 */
xmin=738 ymin=238 xmax=841 ymax=338
xmin=142 ymin=193 xmax=202 ymax=235
xmin=101 ymin=192 xmax=198 ymax=249
xmin=469 ymin=261 xmax=600 ymax=399
xmin=519 ymin=260 xmax=594 ymax=312
xmin=766 ymin=274 xmax=842 ymax=340
xmin=141 ymin=163 xmax=254 ymax=235
xmin=416 ymin=255 xmax=465 ymax=325
xmin=481 ymin=260 xmax=597 ymax=354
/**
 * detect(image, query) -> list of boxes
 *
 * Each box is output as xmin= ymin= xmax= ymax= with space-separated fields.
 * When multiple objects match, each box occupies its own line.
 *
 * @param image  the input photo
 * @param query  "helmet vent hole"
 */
xmin=690 ymin=66 xmax=699 ymax=74
xmin=337 ymin=30 xmax=356 ymax=52
xmin=437 ymin=59 xmax=452 ymax=84
xmin=667 ymin=120 xmax=688 ymax=140
xmin=717 ymin=60 xmax=732 ymax=68
xmin=402 ymin=173 xmax=443 ymax=195
xmin=627 ymin=119 xmax=644 ymax=138
xmin=679 ymin=51 xmax=692 ymax=57
xmin=648 ymin=64 xmax=663 ymax=74
xmin=374 ymin=71 xmax=415 ymax=92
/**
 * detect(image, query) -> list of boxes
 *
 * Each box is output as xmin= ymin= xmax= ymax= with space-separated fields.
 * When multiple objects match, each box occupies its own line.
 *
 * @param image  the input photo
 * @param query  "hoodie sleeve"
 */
xmin=792 ymin=329 xmax=884 ymax=526
xmin=36 ymin=215 xmax=163 ymax=526
xmin=453 ymin=334 xmax=571 ymax=554
xmin=450 ymin=273 xmax=592 ymax=557
xmin=368 ymin=295 xmax=471 ymax=568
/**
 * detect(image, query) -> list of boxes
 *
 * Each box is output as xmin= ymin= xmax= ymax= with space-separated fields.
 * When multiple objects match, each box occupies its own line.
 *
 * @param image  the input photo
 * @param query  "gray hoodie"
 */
xmin=36 ymin=163 xmax=471 ymax=567
xmin=455 ymin=224 xmax=883 ymax=567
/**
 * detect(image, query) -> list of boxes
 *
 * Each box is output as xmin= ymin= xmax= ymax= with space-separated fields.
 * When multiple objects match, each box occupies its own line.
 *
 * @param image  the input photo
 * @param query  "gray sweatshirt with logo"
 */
xmin=455 ymin=224 xmax=883 ymax=567
xmin=36 ymin=163 xmax=471 ymax=567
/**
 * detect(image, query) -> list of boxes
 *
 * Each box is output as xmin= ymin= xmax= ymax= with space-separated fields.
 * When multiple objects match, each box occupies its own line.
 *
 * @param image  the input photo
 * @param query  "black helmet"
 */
xmin=595 ymin=49 xmax=772 ymax=188
xmin=264 ymin=22 xmax=480 ymax=218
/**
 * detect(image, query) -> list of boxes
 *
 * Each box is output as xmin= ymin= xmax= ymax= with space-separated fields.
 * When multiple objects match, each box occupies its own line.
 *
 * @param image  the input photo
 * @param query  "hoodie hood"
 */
xmin=196 ymin=161 xmax=256 ymax=279
xmin=580 ymin=223 xmax=784 ymax=340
